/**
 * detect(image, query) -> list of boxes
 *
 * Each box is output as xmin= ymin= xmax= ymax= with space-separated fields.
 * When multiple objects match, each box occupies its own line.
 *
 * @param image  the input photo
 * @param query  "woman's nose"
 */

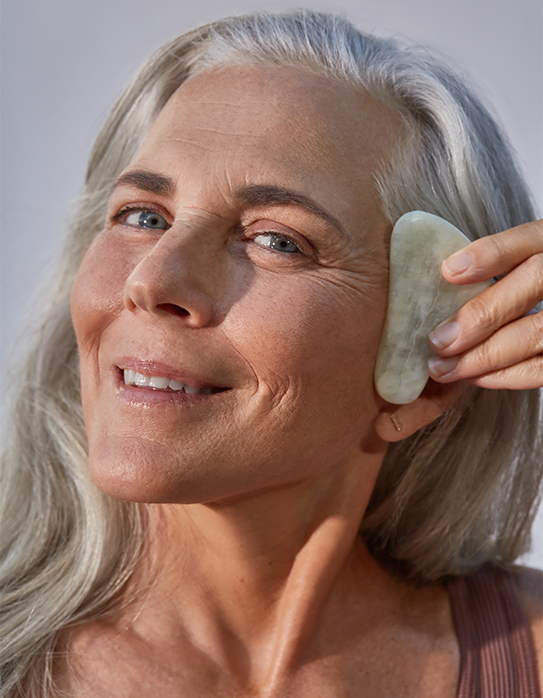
xmin=123 ymin=225 xmax=221 ymax=327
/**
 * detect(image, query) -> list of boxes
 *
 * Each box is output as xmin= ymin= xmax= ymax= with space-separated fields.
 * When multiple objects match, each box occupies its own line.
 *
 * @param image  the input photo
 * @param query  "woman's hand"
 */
xmin=427 ymin=219 xmax=543 ymax=390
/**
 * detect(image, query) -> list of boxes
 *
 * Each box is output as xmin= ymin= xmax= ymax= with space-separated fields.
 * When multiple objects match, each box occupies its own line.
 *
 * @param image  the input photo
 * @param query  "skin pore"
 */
xmin=64 ymin=65 xmax=464 ymax=697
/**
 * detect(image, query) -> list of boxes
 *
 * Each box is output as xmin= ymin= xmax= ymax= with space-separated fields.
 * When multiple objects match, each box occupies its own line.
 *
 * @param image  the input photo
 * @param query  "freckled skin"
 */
xmin=72 ymin=66 xmax=398 ymax=504
xmin=66 ymin=66 xmax=463 ymax=697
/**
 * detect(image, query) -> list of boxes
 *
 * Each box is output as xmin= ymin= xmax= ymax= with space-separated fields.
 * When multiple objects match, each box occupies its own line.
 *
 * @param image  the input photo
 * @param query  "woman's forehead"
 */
xmin=145 ymin=64 xmax=401 ymax=172
xmin=130 ymin=64 xmax=401 ymax=237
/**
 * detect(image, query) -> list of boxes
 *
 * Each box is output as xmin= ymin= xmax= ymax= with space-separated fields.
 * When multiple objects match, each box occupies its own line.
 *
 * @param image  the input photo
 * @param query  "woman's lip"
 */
xmin=116 ymin=379 xmax=229 ymax=407
xmin=114 ymin=358 xmax=230 ymax=391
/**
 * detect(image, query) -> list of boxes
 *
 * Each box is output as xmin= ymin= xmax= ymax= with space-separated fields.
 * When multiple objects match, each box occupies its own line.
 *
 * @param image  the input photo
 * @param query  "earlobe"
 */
xmin=374 ymin=379 xmax=464 ymax=443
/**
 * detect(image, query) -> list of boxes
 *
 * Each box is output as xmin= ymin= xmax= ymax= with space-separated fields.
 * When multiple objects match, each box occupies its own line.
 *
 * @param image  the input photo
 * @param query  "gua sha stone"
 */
xmin=374 ymin=211 xmax=491 ymax=405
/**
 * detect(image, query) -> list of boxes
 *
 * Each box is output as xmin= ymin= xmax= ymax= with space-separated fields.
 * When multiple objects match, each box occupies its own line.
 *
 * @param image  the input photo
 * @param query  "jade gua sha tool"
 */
xmin=374 ymin=211 xmax=492 ymax=404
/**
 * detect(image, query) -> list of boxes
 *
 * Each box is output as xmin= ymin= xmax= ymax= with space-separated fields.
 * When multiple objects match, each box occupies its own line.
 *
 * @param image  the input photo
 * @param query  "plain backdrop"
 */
xmin=1 ymin=0 xmax=542 ymax=567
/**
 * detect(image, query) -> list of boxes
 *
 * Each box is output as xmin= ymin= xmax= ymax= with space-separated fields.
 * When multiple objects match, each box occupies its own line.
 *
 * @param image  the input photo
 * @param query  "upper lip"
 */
xmin=115 ymin=357 xmax=231 ymax=391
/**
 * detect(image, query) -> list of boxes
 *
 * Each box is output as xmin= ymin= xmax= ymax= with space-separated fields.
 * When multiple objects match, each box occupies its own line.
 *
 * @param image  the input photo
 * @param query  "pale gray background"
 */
xmin=2 ymin=0 xmax=542 ymax=566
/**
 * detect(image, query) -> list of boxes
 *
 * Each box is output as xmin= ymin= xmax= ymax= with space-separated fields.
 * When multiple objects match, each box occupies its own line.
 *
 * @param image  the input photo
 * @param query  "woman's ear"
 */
xmin=374 ymin=379 xmax=465 ymax=443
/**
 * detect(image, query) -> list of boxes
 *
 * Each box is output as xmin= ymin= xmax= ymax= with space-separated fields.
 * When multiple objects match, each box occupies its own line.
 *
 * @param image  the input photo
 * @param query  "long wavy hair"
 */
xmin=1 ymin=11 xmax=541 ymax=697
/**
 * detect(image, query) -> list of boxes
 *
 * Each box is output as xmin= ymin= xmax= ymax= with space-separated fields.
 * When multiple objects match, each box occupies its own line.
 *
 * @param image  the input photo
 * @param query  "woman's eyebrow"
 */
xmin=112 ymin=170 xmax=176 ymax=197
xmin=234 ymin=184 xmax=346 ymax=236
xmin=112 ymin=174 xmax=346 ymax=235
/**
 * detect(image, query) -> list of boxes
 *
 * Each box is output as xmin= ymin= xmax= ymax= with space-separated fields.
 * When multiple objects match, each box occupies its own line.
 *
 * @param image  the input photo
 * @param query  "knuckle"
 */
xmin=526 ymin=252 xmax=543 ymax=289
xmin=464 ymin=295 xmax=497 ymax=331
xmin=530 ymin=312 xmax=543 ymax=350
xmin=531 ymin=355 xmax=543 ymax=388
xmin=474 ymin=340 xmax=498 ymax=369
xmin=469 ymin=234 xmax=504 ymax=270
xmin=488 ymin=232 xmax=511 ymax=258
xmin=486 ymin=233 xmax=508 ymax=256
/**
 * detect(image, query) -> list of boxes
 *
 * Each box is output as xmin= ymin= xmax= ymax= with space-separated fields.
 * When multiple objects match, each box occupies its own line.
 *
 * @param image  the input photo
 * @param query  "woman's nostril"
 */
xmin=157 ymin=303 xmax=190 ymax=317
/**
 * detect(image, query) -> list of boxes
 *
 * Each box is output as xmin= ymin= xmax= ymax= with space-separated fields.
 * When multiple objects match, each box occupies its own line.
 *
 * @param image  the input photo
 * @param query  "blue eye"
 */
xmin=254 ymin=233 xmax=301 ymax=254
xmin=124 ymin=210 xmax=169 ymax=230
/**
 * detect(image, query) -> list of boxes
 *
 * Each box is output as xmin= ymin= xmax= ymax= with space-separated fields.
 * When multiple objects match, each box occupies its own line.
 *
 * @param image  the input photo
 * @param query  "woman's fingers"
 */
xmin=428 ymin=219 xmax=543 ymax=391
xmin=441 ymin=219 xmax=543 ymax=284
xmin=428 ymin=311 xmax=543 ymax=389
xmin=429 ymin=256 xmax=543 ymax=356
xmin=465 ymin=355 xmax=543 ymax=391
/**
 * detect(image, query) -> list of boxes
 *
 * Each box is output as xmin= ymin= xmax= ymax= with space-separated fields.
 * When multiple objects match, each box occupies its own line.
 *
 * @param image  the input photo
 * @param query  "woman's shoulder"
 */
xmin=516 ymin=565 xmax=543 ymax=615
xmin=447 ymin=562 xmax=542 ymax=693
xmin=515 ymin=565 xmax=542 ymax=678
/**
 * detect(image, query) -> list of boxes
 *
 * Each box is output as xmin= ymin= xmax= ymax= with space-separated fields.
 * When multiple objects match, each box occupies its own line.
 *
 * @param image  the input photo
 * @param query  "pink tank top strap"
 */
xmin=447 ymin=564 xmax=540 ymax=698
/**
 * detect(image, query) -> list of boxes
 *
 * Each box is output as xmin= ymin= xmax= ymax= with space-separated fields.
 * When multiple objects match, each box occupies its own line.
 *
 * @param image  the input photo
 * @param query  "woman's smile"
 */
xmin=71 ymin=63 xmax=400 ymax=504
xmin=122 ymin=369 xmax=217 ymax=394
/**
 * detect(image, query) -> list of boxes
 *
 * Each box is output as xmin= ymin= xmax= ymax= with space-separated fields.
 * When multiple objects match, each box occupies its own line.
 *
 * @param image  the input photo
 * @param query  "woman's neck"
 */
xmin=61 ymin=440 xmax=458 ymax=698
xmin=130 ymin=443 xmax=390 ymax=691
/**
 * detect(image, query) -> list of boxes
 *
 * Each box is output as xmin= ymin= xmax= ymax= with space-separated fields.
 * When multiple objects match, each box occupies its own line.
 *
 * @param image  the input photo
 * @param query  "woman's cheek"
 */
xmin=71 ymin=235 xmax=131 ymax=347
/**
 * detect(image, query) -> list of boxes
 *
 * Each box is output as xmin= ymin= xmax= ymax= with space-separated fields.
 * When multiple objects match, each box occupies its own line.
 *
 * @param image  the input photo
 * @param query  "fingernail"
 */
xmin=429 ymin=320 xmax=460 ymax=349
xmin=443 ymin=252 xmax=472 ymax=275
xmin=428 ymin=355 xmax=459 ymax=377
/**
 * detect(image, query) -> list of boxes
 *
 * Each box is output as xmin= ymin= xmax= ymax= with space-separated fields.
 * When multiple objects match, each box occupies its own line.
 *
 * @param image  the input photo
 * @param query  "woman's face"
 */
xmin=71 ymin=65 xmax=402 ymax=503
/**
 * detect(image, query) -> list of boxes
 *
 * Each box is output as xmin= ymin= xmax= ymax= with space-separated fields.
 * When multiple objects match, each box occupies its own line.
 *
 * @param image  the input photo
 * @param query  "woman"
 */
xmin=1 ymin=11 xmax=542 ymax=697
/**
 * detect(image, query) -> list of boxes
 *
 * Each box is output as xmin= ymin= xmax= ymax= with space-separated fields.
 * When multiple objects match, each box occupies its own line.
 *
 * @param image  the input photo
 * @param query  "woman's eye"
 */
xmin=253 ymin=233 xmax=301 ymax=254
xmin=123 ymin=210 xmax=170 ymax=230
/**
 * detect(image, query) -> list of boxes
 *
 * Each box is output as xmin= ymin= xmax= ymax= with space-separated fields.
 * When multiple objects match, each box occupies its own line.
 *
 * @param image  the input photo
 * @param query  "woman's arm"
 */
xmin=428 ymin=219 xmax=543 ymax=390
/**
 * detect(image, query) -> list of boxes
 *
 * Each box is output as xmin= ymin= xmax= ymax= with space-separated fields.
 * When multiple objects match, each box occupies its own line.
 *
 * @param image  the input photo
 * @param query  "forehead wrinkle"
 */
xmin=165 ymin=132 xmax=271 ymax=145
xmin=163 ymin=136 xmax=212 ymax=151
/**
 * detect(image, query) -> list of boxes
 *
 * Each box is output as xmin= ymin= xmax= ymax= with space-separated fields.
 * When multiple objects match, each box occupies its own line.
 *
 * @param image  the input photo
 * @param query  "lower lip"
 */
xmin=115 ymin=372 xmax=228 ymax=407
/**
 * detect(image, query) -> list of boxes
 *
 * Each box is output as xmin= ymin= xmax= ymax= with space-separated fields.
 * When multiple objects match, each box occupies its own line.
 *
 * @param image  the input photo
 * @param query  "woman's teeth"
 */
xmin=123 ymin=369 xmax=212 ymax=394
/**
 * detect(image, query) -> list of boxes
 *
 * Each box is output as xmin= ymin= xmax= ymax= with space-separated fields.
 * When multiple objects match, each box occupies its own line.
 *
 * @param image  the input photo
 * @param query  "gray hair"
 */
xmin=1 ymin=11 xmax=541 ymax=696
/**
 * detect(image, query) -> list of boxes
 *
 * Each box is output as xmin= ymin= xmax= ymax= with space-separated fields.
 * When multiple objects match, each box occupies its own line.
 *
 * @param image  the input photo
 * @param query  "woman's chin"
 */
xmin=87 ymin=436 xmax=207 ymax=503
xmin=87 ymin=435 xmax=277 ymax=505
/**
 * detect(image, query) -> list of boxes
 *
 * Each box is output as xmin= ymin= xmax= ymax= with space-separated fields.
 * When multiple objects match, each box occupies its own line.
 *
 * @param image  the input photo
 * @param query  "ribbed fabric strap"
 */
xmin=448 ymin=565 xmax=540 ymax=698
